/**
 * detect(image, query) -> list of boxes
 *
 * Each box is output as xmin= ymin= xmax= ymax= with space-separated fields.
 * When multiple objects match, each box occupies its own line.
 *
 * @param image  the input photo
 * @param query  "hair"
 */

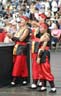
xmin=53 ymin=21 xmax=59 ymax=29
xmin=31 ymin=1 xmax=36 ymax=4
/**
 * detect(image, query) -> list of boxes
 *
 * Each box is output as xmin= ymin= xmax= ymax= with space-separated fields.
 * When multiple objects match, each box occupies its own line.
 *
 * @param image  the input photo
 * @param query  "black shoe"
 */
xmin=49 ymin=89 xmax=56 ymax=93
xmin=39 ymin=89 xmax=47 ymax=92
xmin=38 ymin=87 xmax=47 ymax=92
xmin=9 ymin=82 xmax=16 ymax=87
xmin=38 ymin=89 xmax=47 ymax=92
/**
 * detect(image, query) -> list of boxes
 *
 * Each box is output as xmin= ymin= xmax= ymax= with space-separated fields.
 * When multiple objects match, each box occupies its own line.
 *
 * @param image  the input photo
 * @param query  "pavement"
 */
xmin=0 ymin=50 xmax=61 ymax=96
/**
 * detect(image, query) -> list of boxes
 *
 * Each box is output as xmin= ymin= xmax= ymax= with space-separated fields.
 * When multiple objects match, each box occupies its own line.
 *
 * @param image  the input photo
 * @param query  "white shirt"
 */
xmin=51 ymin=0 xmax=58 ymax=12
xmin=45 ymin=1 xmax=50 ymax=11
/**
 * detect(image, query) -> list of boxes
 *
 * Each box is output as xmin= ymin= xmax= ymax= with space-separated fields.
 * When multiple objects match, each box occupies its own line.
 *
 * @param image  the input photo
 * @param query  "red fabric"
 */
xmin=0 ymin=32 xmax=6 ymax=42
xmin=31 ymin=30 xmax=40 ymax=80
xmin=20 ymin=16 xmax=29 ymax=21
xmin=31 ymin=29 xmax=40 ymax=42
xmin=16 ymin=41 xmax=27 ymax=45
xmin=39 ymin=13 xmax=47 ymax=19
xmin=32 ymin=53 xmax=42 ymax=80
xmin=12 ymin=55 xmax=28 ymax=77
xmin=32 ymin=37 xmax=40 ymax=42
xmin=39 ymin=56 xmax=54 ymax=81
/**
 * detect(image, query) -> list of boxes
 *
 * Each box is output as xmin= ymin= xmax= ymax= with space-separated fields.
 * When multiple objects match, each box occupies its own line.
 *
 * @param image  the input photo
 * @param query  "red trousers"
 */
xmin=32 ymin=53 xmax=40 ymax=80
xmin=12 ymin=55 xmax=28 ymax=78
xmin=39 ymin=56 xmax=54 ymax=81
xmin=32 ymin=53 xmax=54 ymax=81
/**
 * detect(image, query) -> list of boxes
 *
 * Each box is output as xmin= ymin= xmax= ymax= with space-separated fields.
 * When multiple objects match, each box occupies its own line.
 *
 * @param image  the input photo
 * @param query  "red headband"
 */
xmin=40 ymin=23 xmax=48 ymax=29
xmin=39 ymin=13 xmax=47 ymax=19
xmin=20 ymin=16 xmax=29 ymax=21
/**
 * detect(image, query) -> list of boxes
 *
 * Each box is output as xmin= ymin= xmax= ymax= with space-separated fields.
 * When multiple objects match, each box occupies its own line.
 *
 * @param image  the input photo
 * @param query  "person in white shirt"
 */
xmin=51 ymin=0 xmax=58 ymax=13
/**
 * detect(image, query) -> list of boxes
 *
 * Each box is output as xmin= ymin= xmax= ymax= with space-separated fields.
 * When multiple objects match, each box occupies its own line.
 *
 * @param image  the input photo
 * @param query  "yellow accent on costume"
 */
xmin=32 ymin=28 xmax=39 ymax=53
xmin=13 ymin=28 xmax=26 ymax=55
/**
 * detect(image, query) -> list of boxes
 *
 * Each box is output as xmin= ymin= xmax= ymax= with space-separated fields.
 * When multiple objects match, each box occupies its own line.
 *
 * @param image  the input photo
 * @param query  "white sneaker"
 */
xmin=49 ymin=88 xmax=56 ymax=93
xmin=40 ymin=86 xmax=47 ymax=91
xmin=51 ymin=88 xmax=56 ymax=91
xmin=22 ymin=81 xmax=27 ymax=85
xmin=11 ymin=82 xmax=15 ymax=85
xmin=31 ymin=84 xmax=37 ymax=89
xmin=37 ymin=81 xmax=42 ymax=87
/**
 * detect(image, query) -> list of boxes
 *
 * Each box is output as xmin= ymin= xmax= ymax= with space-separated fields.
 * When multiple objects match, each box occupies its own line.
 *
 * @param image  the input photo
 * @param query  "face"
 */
xmin=19 ymin=18 xmax=26 ymax=27
xmin=53 ymin=23 xmax=58 ymax=29
xmin=39 ymin=17 xmax=45 ymax=23
xmin=12 ymin=25 xmax=16 ymax=30
xmin=58 ymin=19 xmax=61 ymax=24
xmin=40 ymin=26 xmax=46 ymax=33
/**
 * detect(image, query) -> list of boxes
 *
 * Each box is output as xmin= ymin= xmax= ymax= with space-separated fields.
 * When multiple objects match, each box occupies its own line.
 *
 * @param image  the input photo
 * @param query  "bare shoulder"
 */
xmin=24 ymin=27 xmax=29 ymax=32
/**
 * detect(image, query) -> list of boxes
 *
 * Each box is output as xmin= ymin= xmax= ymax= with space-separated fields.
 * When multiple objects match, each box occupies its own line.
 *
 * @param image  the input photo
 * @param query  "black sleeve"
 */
xmin=12 ymin=37 xmax=20 ymax=42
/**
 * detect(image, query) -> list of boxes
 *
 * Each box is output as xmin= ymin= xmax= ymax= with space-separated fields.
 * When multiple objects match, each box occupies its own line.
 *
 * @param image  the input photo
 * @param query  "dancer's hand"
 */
xmin=37 ymin=57 xmax=40 ymax=64
xmin=7 ymin=33 xmax=13 ymax=39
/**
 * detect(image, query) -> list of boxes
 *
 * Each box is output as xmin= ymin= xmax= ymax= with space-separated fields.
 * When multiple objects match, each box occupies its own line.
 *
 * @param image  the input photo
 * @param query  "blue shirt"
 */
xmin=35 ymin=3 xmax=42 ymax=10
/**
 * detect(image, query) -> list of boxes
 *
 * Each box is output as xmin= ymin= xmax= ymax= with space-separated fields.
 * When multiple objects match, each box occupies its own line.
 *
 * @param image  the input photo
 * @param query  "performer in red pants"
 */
xmin=37 ymin=23 xmax=56 ymax=93
xmin=31 ymin=24 xmax=42 ymax=88
xmin=30 ymin=13 xmax=48 ymax=89
xmin=7 ymin=16 xmax=30 ymax=86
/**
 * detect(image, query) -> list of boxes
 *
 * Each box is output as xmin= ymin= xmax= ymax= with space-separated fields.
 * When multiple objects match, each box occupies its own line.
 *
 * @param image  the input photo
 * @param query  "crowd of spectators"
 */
xmin=0 ymin=0 xmax=61 ymax=49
